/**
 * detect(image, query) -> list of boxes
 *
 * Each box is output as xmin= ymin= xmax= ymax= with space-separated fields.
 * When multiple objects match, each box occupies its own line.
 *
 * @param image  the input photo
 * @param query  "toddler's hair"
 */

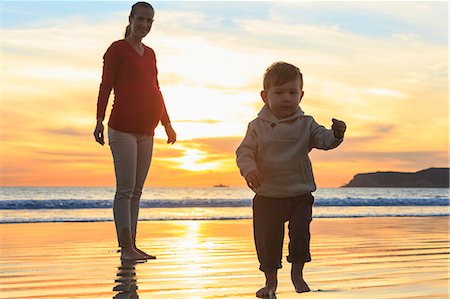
xmin=263 ymin=62 xmax=303 ymax=91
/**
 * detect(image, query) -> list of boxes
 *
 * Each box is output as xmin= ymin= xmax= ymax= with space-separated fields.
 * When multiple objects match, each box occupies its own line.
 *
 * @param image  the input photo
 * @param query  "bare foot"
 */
xmin=256 ymin=270 xmax=277 ymax=298
xmin=256 ymin=286 xmax=276 ymax=298
xmin=291 ymin=263 xmax=310 ymax=293
xmin=120 ymin=247 xmax=147 ymax=261
xmin=292 ymin=277 xmax=310 ymax=293
xmin=135 ymin=247 xmax=156 ymax=259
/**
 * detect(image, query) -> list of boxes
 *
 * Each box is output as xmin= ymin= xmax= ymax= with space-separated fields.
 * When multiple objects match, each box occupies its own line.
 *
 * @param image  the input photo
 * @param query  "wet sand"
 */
xmin=0 ymin=217 xmax=448 ymax=299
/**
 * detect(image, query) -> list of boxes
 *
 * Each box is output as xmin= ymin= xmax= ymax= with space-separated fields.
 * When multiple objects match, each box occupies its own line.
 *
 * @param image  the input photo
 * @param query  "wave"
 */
xmin=1 ymin=213 xmax=449 ymax=224
xmin=0 ymin=197 xmax=448 ymax=210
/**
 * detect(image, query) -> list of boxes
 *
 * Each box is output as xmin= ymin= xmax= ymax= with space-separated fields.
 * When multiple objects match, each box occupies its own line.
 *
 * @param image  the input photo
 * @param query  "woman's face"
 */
xmin=129 ymin=6 xmax=154 ymax=38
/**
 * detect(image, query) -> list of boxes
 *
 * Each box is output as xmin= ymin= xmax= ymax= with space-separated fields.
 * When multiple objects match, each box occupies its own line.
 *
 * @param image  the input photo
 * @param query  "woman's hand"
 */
xmin=93 ymin=119 xmax=105 ymax=145
xmin=164 ymin=123 xmax=177 ymax=144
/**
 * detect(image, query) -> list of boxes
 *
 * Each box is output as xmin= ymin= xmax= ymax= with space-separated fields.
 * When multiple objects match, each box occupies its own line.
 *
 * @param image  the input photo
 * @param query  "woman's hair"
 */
xmin=263 ymin=61 xmax=303 ymax=91
xmin=124 ymin=2 xmax=154 ymax=38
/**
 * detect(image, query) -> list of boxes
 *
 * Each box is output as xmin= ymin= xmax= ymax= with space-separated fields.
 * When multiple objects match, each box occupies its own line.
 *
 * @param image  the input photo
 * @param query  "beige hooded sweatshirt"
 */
xmin=236 ymin=105 xmax=343 ymax=198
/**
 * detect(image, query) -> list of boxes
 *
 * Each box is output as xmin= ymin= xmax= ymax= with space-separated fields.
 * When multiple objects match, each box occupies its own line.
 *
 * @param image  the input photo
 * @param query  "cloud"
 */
xmin=312 ymin=149 xmax=448 ymax=163
xmin=153 ymin=138 xmax=234 ymax=169
xmin=176 ymin=119 xmax=222 ymax=125
xmin=366 ymin=88 xmax=406 ymax=98
xmin=175 ymin=137 xmax=242 ymax=153
xmin=39 ymin=127 xmax=89 ymax=137
xmin=392 ymin=33 xmax=421 ymax=42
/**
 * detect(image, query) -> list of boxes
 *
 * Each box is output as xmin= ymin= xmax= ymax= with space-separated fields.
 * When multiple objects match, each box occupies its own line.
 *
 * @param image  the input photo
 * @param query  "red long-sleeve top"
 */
xmin=96 ymin=40 xmax=170 ymax=135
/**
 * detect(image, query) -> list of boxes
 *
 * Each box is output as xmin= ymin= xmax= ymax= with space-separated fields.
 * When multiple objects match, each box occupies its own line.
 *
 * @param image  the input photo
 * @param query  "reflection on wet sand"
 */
xmin=113 ymin=260 xmax=146 ymax=299
xmin=0 ymin=219 xmax=448 ymax=298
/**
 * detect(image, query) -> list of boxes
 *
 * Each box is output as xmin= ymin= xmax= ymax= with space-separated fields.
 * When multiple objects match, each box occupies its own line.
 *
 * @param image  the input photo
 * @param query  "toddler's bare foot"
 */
xmin=292 ymin=277 xmax=310 ymax=293
xmin=256 ymin=270 xmax=277 ymax=298
xmin=291 ymin=262 xmax=310 ymax=293
xmin=256 ymin=286 xmax=276 ymax=298
xmin=120 ymin=247 xmax=147 ymax=261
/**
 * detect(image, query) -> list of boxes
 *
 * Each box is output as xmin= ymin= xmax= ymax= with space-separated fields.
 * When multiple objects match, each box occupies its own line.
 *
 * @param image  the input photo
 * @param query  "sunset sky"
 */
xmin=2 ymin=1 xmax=448 ymax=187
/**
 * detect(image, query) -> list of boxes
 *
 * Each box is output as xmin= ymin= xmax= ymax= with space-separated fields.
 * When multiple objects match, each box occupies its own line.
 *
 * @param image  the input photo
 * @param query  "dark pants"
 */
xmin=253 ymin=193 xmax=314 ymax=273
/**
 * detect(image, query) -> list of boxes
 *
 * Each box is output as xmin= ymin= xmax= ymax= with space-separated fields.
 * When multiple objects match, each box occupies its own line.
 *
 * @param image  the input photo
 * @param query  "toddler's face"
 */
xmin=261 ymin=78 xmax=304 ymax=119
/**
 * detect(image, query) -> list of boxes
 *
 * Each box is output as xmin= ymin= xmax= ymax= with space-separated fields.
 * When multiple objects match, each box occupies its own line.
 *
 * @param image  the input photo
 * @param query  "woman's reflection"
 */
xmin=113 ymin=260 xmax=142 ymax=299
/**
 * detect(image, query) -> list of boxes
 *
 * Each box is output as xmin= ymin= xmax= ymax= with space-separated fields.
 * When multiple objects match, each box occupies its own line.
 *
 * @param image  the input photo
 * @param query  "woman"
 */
xmin=94 ymin=1 xmax=176 ymax=261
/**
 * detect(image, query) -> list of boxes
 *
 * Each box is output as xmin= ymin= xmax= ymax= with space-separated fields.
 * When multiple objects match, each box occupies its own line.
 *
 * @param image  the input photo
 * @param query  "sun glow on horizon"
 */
xmin=176 ymin=148 xmax=221 ymax=172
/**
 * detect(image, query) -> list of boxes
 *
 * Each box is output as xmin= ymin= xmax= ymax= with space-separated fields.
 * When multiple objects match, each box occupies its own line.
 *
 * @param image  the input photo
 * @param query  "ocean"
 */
xmin=0 ymin=187 xmax=448 ymax=223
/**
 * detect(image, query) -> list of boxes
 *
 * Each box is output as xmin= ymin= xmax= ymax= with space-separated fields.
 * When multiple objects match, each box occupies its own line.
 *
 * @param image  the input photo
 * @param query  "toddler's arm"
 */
xmin=236 ymin=123 xmax=260 ymax=190
xmin=309 ymin=117 xmax=344 ymax=150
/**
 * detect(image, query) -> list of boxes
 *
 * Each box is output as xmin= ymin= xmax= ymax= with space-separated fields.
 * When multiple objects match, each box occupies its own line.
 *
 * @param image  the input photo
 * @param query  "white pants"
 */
xmin=108 ymin=127 xmax=154 ymax=247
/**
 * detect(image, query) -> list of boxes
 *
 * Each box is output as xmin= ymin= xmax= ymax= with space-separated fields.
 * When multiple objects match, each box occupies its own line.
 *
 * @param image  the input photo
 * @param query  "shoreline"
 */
xmin=1 ymin=217 xmax=448 ymax=298
xmin=1 ymin=214 xmax=449 ymax=225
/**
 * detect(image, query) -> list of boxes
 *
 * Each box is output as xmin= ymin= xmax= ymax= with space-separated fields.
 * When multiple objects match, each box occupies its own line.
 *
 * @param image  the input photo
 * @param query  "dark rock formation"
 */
xmin=343 ymin=168 xmax=449 ymax=188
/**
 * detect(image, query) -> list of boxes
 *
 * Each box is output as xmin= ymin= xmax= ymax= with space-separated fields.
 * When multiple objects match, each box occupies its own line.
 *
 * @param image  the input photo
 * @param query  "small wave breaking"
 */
xmin=0 ymin=197 xmax=448 ymax=210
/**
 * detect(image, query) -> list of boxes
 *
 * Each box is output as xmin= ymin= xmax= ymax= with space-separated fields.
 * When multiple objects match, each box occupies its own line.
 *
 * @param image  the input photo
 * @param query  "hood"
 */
xmin=257 ymin=104 xmax=305 ymax=123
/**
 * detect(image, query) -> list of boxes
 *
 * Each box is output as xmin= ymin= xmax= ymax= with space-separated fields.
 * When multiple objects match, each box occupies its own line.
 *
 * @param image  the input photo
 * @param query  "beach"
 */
xmin=0 ymin=217 xmax=448 ymax=299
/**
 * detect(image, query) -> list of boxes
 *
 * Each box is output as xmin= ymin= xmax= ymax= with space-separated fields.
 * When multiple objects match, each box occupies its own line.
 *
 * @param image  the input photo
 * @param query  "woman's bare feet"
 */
xmin=291 ymin=262 xmax=310 ymax=293
xmin=120 ymin=246 xmax=147 ymax=261
xmin=134 ymin=247 xmax=156 ymax=259
xmin=256 ymin=270 xmax=277 ymax=298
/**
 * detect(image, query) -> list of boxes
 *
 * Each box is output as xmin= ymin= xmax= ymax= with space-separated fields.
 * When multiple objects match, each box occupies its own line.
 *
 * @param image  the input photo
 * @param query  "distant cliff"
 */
xmin=343 ymin=168 xmax=449 ymax=188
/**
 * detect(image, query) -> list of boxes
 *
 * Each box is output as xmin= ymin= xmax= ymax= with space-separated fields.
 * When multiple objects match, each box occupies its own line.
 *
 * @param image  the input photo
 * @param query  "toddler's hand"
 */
xmin=245 ymin=169 xmax=261 ymax=191
xmin=332 ymin=118 xmax=346 ymax=139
